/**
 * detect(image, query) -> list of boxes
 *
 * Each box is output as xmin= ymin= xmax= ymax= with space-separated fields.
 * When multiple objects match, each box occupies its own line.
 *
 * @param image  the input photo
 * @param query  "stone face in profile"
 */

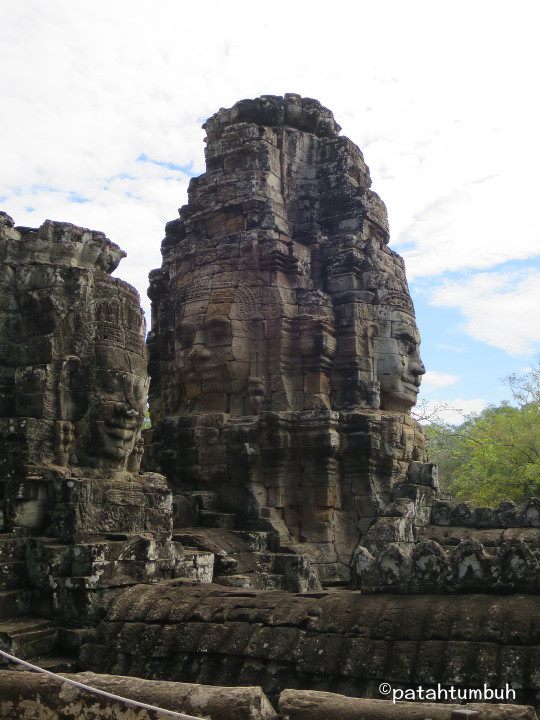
xmin=374 ymin=311 xmax=425 ymax=411
xmin=146 ymin=95 xmax=429 ymax=581
xmin=0 ymin=213 xmax=169 ymax=539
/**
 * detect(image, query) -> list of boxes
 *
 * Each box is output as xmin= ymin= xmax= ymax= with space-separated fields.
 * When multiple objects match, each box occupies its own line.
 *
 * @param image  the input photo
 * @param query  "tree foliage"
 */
xmin=424 ymin=362 xmax=540 ymax=505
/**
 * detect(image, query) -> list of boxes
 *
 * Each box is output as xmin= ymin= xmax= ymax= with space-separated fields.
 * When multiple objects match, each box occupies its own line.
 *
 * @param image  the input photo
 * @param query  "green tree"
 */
xmin=423 ymin=422 xmax=462 ymax=495
xmin=423 ymin=361 xmax=540 ymax=504
xmin=448 ymin=402 xmax=540 ymax=504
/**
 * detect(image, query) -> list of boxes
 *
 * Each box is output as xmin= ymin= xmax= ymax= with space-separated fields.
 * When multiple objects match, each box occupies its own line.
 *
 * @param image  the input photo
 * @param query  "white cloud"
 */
xmin=421 ymin=371 xmax=460 ymax=391
xmin=397 ymin=176 xmax=540 ymax=279
xmin=0 ymin=0 xmax=539 ymax=344
xmin=431 ymin=270 xmax=540 ymax=355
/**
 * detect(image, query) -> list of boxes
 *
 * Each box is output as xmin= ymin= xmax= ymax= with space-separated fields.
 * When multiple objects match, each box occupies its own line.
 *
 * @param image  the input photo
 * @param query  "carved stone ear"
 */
xmin=127 ymin=435 xmax=145 ymax=473
xmin=366 ymin=323 xmax=379 ymax=358
xmin=58 ymin=356 xmax=87 ymax=422
xmin=247 ymin=317 xmax=266 ymax=341
xmin=54 ymin=419 xmax=75 ymax=467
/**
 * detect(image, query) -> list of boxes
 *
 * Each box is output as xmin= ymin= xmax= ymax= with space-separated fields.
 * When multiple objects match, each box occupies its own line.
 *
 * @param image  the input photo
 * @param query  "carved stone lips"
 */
xmin=186 ymin=365 xmax=224 ymax=381
xmin=103 ymin=422 xmax=137 ymax=439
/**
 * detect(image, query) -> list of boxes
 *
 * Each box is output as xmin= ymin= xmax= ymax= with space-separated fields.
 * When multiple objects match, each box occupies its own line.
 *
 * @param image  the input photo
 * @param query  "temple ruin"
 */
xmin=0 ymin=95 xmax=538 ymax=719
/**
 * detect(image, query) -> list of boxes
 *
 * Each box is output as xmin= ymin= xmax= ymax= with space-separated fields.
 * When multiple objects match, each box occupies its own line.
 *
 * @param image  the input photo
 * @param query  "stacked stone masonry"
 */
xmin=80 ymin=582 xmax=539 ymax=709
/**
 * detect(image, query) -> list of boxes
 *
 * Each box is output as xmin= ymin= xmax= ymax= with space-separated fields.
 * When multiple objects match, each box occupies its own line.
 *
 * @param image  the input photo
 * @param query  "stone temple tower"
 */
xmin=146 ymin=95 xmax=432 ymax=583
xmin=0 ymin=214 xmax=171 ymax=542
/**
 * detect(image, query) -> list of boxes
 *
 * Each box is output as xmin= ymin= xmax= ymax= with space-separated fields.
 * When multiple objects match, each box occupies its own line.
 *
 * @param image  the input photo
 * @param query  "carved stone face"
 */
xmin=68 ymin=278 xmax=149 ymax=473
xmin=175 ymin=297 xmax=251 ymax=412
xmin=374 ymin=315 xmax=425 ymax=411
xmin=85 ymin=367 xmax=148 ymax=465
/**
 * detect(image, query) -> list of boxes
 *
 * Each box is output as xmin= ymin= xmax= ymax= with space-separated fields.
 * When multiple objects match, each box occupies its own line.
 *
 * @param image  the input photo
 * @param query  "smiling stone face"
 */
xmin=83 ymin=367 xmax=148 ymax=466
xmin=173 ymin=286 xmax=262 ymax=414
xmin=374 ymin=314 xmax=425 ymax=411
xmin=73 ymin=276 xmax=149 ymax=472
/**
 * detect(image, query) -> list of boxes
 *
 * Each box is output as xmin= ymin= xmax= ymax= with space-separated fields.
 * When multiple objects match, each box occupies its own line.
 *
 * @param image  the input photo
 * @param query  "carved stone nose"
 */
xmin=411 ymin=356 xmax=426 ymax=376
xmin=187 ymin=344 xmax=212 ymax=361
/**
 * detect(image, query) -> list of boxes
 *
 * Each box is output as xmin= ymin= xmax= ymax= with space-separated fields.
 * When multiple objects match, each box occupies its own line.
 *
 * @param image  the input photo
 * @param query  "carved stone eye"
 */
xmin=98 ymin=371 xmax=122 ymax=394
xmin=398 ymin=334 xmax=417 ymax=356
xmin=176 ymin=323 xmax=196 ymax=349
xmin=205 ymin=317 xmax=232 ymax=346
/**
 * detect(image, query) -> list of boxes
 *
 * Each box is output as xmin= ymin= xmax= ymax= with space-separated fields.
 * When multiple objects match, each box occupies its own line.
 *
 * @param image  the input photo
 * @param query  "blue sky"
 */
xmin=1 ymin=1 xmax=539 ymax=424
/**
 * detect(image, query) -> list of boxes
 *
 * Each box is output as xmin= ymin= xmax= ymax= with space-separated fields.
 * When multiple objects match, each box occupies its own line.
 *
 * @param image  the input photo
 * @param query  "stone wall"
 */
xmin=350 ymin=493 xmax=540 ymax=591
xmin=431 ymin=499 xmax=540 ymax=528
xmin=79 ymin=583 xmax=540 ymax=708
xmin=351 ymin=537 xmax=539 ymax=592
xmin=280 ymin=689 xmax=538 ymax=719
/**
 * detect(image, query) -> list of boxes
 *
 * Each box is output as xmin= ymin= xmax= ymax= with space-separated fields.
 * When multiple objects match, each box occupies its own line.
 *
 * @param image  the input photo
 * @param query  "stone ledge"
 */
xmin=0 ymin=670 xmax=278 ymax=720
xmin=279 ymin=689 xmax=538 ymax=719
xmin=203 ymin=94 xmax=341 ymax=141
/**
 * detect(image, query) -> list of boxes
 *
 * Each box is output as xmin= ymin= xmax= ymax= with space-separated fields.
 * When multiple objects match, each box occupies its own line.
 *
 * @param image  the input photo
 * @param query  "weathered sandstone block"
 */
xmin=0 ymin=670 xmax=277 ymax=720
xmin=279 ymin=689 xmax=538 ymax=720
xmin=79 ymin=583 xmax=540 ymax=708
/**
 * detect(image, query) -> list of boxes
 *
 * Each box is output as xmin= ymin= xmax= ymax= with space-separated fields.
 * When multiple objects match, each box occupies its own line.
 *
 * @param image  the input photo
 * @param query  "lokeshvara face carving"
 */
xmin=0 ymin=215 xmax=149 ymax=479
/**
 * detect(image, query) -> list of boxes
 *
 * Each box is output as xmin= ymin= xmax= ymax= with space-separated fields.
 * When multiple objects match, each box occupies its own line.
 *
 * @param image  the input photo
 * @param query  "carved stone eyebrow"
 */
xmin=398 ymin=331 xmax=416 ymax=343
xmin=206 ymin=315 xmax=229 ymax=325
xmin=206 ymin=316 xmax=230 ymax=330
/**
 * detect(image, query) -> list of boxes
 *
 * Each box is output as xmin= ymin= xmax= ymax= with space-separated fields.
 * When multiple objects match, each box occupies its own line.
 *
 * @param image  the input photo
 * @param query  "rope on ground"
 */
xmin=0 ymin=648 xmax=206 ymax=720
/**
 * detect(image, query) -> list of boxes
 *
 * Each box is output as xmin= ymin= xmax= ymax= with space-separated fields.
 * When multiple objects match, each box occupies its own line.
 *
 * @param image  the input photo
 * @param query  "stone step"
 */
xmin=183 ymin=491 xmax=219 ymax=512
xmin=0 ymin=617 xmax=58 ymax=660
xmin=214 ymin=574 xmax=252 ymax=588
xmin=0 ymin=561 xmax=29 ymax=589
xmin=199 ymin=511 xmax=236 ymax=530
xmin=0 ymin=589 xmax=32 ymax=619
xmin=23 ymin=655 xmax=78 ymax=673
xmin=231 ymin=530 xmax=269 ymax=551
xmin=174 ymin=550 xmax=214 ymax=583
xmin=214 ymin=551 xmax=277 ymax=575
xmin=215 ymin=572 xmax=285 ymax=591
xmin=255 ymin=573 xmax=286 ymax=591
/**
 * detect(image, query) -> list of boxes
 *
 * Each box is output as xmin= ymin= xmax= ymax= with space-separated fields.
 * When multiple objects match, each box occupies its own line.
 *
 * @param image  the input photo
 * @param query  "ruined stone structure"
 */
xmin=146 ymin=94 xmax=430 ymax=583
xmin=0 ymin=214 xmax=211 ymax=667
xmin=0 ymin=95 xmax=538 ymax=718
xmin=0 ymin=212 xmax=170 ymax=542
